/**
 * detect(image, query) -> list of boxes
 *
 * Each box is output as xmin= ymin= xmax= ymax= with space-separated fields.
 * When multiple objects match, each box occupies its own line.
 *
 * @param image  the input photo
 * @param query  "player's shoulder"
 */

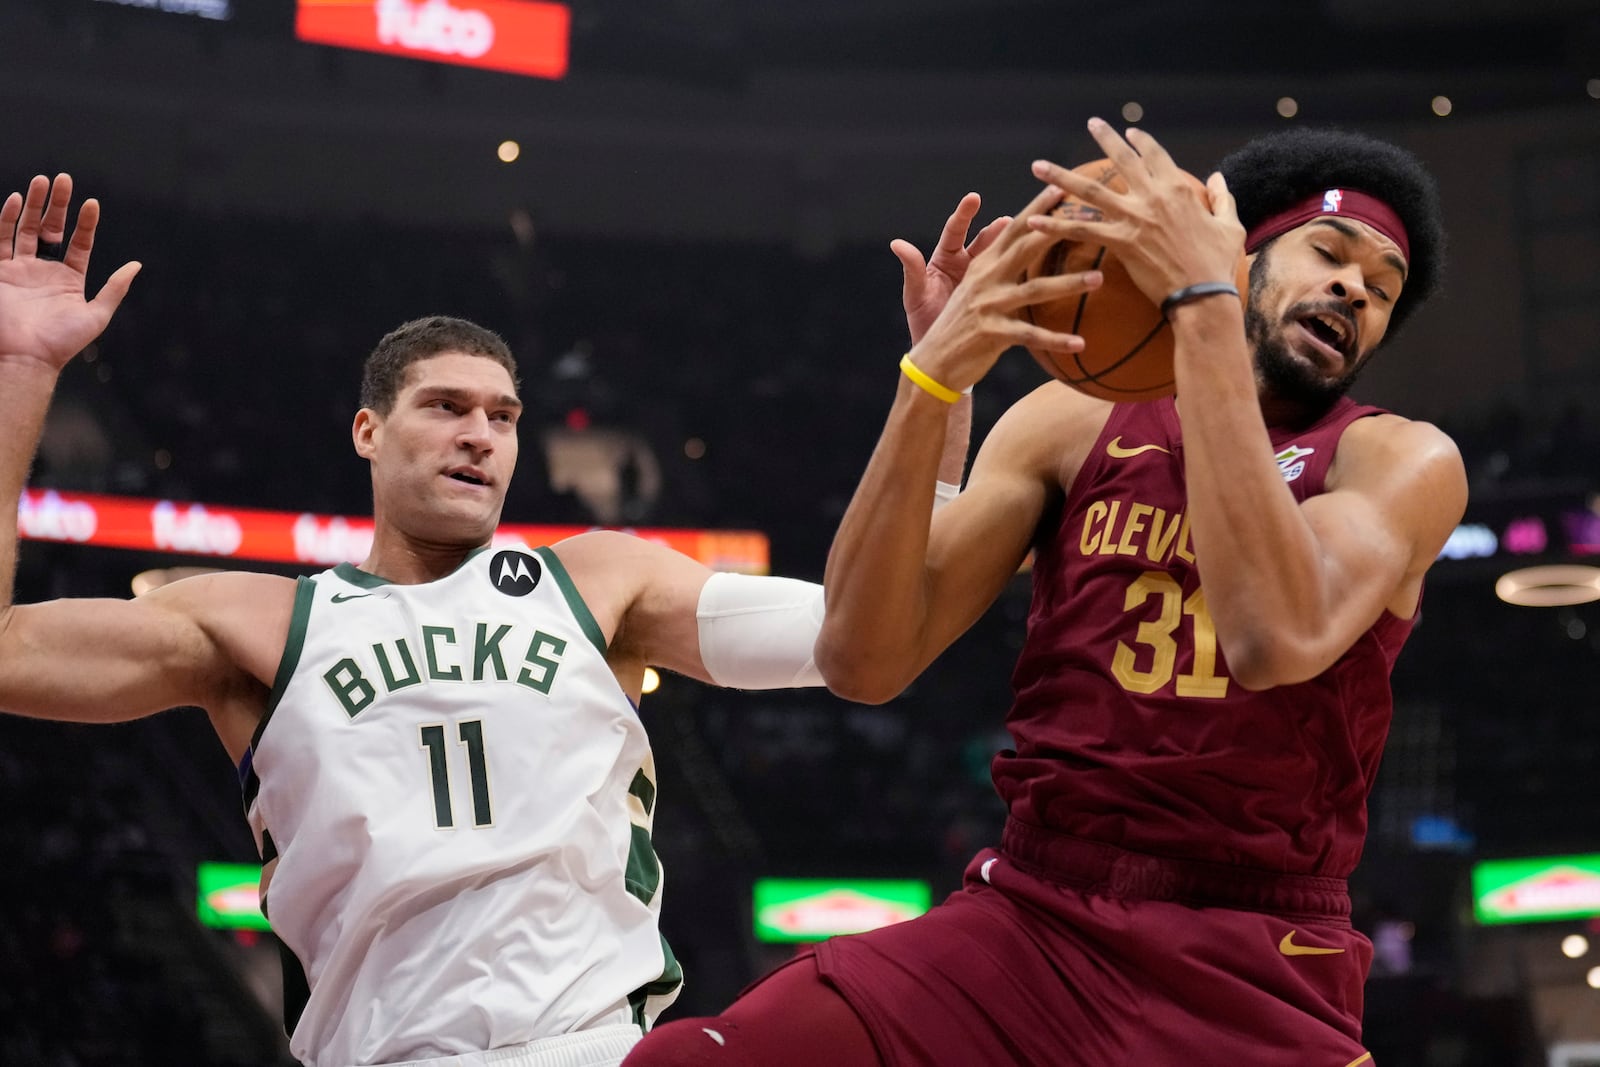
xmin=546 ymin=528 xmax=703 ymax=599
xmin=141 ymin=571 xmax=300 ymax=724
xmin=145 ymin=569 xmax=298 ymax=614
xmin=1337 ymin=411 xmax=1464 ymax=480
xmin=980 ymin=380 xmax=1113 ymax=481
xmin=1331 ymin=412 xmax=1467 ymax=543
xmin=546 ymin=529 xmax=665 ymax=571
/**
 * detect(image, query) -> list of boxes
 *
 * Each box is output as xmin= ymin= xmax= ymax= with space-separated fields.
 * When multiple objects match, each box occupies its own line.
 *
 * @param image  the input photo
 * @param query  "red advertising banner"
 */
xmin=18 ymin=489 xmax=769 ymax=574
xmin=296 ymin=0 xmax=570 ymax=80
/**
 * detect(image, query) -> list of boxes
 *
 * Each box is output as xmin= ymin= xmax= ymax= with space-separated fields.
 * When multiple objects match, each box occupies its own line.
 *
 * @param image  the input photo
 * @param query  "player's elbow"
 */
xmin=1223 ymin=631 xmax=1324 ymax=692
xmin=814 ymin=633 xmax=913 ymax=705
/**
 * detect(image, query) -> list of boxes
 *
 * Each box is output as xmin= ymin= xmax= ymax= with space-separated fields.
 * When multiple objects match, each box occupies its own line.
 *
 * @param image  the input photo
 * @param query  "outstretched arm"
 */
xmin=817 ymin=185 xmax=1105 ymax=703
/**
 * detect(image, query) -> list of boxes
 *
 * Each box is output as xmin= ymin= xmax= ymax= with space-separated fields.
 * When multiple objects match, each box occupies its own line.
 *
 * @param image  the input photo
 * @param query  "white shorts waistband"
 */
xmin=372 ymin=1025 xmax=642 ymax=1067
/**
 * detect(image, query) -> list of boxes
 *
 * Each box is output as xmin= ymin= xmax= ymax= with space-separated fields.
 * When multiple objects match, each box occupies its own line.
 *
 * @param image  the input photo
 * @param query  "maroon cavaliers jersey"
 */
xmin=995 ymin=395 xmax=1415 ymax=879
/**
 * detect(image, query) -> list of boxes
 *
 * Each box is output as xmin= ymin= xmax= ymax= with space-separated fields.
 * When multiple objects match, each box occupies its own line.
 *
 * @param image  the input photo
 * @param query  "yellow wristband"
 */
xmin=899 ymin=353 xmax=961 ymax=404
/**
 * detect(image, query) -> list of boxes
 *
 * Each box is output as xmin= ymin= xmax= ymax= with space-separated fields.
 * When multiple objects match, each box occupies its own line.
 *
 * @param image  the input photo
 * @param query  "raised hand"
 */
xmin=893 ymin=193 xmax=1013 ymax=345
xmin=905 ymin=182 xmax=1102 ymax=394
xmin=0 ymin=173 xmax=140 ymax=372
xmin=1027 ymin=119 xmax=1245 ymax=309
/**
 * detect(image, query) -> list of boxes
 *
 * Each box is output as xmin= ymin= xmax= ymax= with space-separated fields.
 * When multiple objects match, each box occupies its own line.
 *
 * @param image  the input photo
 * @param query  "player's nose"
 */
xmin=456 ymin=409 xmax=494 ymax=450
xmin=1326 ymin=265 xmax=1368 ymax=309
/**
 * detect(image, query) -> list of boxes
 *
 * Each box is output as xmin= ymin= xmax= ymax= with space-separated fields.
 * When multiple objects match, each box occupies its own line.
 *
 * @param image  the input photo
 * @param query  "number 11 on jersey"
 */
xmin=420 ymin=720 xmax=494 ymax=828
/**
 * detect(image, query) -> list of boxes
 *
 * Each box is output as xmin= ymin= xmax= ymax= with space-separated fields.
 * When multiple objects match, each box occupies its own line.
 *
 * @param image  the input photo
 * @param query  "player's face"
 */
xmin=359 ymin=353 xmax=522 ymax=543
xmin=1244 ymin=217 xmax=1408 ymax=412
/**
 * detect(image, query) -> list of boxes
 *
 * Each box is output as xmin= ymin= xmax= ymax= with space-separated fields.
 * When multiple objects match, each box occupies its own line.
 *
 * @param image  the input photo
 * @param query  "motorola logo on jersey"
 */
xmin=491 ymin=550 xmax=541 ymax=597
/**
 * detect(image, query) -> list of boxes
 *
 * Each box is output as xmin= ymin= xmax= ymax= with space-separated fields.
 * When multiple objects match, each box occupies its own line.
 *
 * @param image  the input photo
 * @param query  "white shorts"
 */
xmin=370 ymin=1025 xmax=642 ymax=1067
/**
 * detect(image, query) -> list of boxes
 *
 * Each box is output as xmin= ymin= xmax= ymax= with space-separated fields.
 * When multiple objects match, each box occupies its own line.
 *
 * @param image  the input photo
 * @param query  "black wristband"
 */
xmin=1159 ymin=282 xmax=1240 ymax=320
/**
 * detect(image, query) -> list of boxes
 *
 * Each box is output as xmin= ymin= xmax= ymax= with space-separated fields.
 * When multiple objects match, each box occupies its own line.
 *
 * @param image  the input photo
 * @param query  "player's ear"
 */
xmin=353 ymin=408 xmax=381 ymax=460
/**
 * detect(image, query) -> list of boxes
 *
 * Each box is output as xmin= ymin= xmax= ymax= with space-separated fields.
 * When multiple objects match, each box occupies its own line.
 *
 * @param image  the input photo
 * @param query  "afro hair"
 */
xmin=1217 ymin=128 xmax=1444 ymax=339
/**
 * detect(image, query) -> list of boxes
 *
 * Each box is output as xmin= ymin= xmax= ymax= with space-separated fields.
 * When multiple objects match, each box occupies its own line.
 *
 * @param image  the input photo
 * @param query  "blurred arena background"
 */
xmin=1 ymin=1 xmax=1599 ymax=1063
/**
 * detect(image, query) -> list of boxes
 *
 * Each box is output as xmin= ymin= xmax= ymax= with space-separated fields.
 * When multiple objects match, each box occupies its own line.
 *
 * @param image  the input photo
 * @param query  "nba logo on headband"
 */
xmin=1245 ymin=187 xmax=1409 ymax=259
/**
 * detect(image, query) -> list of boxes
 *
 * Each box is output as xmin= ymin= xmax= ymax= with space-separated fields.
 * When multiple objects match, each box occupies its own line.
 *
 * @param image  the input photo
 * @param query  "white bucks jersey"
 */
xmin=242 ymin=545 xmax=680 ymax=1067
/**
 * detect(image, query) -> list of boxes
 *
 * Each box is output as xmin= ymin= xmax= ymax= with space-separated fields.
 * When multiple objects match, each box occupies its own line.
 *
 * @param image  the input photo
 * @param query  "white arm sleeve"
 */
xmin=696 ymin=572 xmax=825 ymax=690
xmin=933 ymin=480 xmax=960 ymax=511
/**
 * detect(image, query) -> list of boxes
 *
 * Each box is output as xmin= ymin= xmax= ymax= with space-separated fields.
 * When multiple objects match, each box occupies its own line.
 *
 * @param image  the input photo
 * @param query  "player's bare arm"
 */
xmin=815 ymin=185 xmax=1104 ymax=704
xmin=0 ymin=173 xmax=282 ymax=762
xmin=0 ymin=572 xmax=293 ymax=761
xmin=1272 ymin=417 xmax=1464 ymax=665
xmin=820 ymin=380 xmax=1108 ymax=705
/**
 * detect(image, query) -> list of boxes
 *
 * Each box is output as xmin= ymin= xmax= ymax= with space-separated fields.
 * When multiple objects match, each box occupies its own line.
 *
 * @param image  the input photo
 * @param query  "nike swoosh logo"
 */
xmin=1279 ymin=931 xmax=1345 ymax=957
xmin=1106 ymin=436 xmax=1171 ymax=459
xmin=330 ymin=592 xmax=374 ymax=604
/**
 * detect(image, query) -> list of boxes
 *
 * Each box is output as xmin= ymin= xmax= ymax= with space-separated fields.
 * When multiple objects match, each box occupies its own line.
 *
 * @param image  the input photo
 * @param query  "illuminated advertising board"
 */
xmin=1472 ymin=854 xmax=1600 ymax=925
xmin=752 ymin=878 xmax=931 ymax=943
xmin=197 ymin=862 xmax=270 ymax=931
xmin=17 ymin=488 xmax=769 ymax=574
xmin=296 ymin=0 xmax=570 ymax=79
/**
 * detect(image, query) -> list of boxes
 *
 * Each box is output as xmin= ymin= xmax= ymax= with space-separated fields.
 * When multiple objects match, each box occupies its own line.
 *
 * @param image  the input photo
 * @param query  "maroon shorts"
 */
xmin=802 ymin=828 xmax=1376 ymax=1067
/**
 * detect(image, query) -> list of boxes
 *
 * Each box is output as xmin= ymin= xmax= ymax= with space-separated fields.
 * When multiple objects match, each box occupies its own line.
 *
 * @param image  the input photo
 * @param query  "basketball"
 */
xmin=1022 ymin=158 xmax=1250 ymax=402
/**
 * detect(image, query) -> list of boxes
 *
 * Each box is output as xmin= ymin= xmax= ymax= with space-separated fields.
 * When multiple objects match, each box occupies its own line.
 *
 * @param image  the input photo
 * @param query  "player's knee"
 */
xmin=623 ymin=1017 xmax=744 ymax=1066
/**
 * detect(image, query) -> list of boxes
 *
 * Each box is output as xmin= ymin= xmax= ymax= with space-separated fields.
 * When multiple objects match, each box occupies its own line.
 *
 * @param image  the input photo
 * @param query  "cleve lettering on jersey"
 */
xmin=1079 ymin=497 xmax=1195 ymax=566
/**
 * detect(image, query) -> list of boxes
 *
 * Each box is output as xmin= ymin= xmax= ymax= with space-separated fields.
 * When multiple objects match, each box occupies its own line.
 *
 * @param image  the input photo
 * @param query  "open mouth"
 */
xmin=1295 ymin=310 xmax=1355 ymax=363
xmin=447 ymin=470 xmax=488 ymax=486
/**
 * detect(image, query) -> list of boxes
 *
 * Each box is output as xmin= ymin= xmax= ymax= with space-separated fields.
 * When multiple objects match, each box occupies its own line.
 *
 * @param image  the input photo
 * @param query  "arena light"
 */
xmin=296 ymin=0 xmax=571 ymax=80
xmin=1563 ymin=934 xmax=1591 ymax=960
xmin=1494 ymin=565 xmax=1600 ymax=607
xmin=93 ymin=0 xmax=232 ymax=19
xmin=641 ymin=667 xmax=661 ymax=695
xmin=1276 ymin=96 xmax=1299 ymax=118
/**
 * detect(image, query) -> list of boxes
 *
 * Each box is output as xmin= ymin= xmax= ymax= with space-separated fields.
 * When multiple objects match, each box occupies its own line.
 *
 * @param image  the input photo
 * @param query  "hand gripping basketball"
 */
xmin=1022 ymin=125 xmax=1249 ymax=402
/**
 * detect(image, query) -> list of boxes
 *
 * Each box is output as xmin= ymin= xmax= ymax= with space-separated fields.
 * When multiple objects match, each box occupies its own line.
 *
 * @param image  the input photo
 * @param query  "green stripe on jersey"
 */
xmin=253 ymin=577 xmax=317 ymax=753
xmin=534 ymin=546 xmax=606 ymax=655
xmin=625 ymin=825 xmax=663 ymax=903
xmin=629 ymin=934 xmax=683 ymax=1029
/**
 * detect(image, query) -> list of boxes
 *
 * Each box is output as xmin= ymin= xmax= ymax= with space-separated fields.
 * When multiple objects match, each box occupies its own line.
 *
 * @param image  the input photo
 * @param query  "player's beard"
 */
xmin=1245 ymin=248 xmax=1366 ymax=418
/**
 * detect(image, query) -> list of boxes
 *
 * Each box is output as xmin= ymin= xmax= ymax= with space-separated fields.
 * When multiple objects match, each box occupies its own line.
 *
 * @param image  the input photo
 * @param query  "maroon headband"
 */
xmin=1244 ymin=188 xmax=1410 ymax=263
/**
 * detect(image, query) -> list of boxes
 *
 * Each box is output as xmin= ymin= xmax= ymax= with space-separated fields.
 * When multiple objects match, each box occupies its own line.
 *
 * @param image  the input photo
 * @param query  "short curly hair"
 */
xmin=1217 ymin=128 xmax=1445 ymax=339
xmin=359 ymin=315 xmax=520 ymax=413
